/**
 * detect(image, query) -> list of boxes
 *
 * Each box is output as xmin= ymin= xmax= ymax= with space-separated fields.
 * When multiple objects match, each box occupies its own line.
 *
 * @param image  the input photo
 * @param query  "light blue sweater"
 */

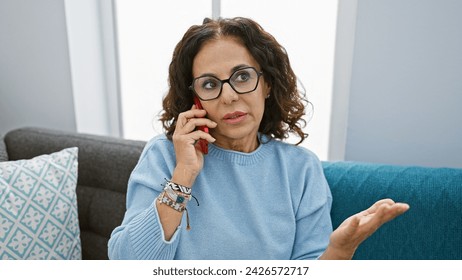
xmin=108 ymin=134 xmax=333 ymax=260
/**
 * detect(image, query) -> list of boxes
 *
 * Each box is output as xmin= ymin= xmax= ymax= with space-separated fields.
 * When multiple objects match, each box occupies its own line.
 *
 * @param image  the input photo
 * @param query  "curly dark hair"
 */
xmin=160 ymin=17 xmax=309 ymax=144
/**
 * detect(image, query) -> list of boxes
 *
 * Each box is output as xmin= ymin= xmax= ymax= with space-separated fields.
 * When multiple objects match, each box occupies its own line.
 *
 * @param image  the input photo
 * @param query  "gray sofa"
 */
xmin=2 ymin=127 xmax=144 ymax=259
xmin=2 ymin=127 xmax=461 ymax=260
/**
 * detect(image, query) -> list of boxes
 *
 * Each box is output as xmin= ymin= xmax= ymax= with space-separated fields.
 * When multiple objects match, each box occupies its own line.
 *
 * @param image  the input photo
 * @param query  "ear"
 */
xmin=264 ymin=81 xmax=271 ymax=99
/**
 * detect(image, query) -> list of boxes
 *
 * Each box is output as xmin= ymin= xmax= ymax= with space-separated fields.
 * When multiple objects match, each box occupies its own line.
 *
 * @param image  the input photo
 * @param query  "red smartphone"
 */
xmin=193 ymin=96 xmax=209 ymax=154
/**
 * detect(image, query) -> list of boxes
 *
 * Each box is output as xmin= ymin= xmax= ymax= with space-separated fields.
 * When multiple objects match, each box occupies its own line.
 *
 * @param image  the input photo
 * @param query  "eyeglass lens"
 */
xmin=192 ymin=67 xmax=260 ymax=100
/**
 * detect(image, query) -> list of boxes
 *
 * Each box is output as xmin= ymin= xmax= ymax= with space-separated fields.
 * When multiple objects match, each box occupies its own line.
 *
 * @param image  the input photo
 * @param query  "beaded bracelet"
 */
xmin=157 ymin=191 xmax=191 ymax=230
xmin=157 ymin=191 xmax=186 ymax=212
xmin=164 ymin=179 xmax=192 ymax=195
xmin=164 ymin=186 xmax=191 ymax=204
xmin=162 ymin=179 xmax=200 ymax=206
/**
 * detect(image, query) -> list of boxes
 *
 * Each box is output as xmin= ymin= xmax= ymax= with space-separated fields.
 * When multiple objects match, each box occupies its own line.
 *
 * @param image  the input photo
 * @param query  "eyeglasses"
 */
xmin=189 ymin=66 xmax=263 ymax=101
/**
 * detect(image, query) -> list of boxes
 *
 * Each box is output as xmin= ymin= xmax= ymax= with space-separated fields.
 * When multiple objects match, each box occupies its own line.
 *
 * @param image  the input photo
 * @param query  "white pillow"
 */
xmin=0 ymin=147 xmax=81 ymax=259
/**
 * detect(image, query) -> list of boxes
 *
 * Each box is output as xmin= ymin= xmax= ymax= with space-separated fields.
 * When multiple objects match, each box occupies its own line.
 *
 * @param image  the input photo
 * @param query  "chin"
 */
xmin=215 ymin=126 xmax=255 ymax=139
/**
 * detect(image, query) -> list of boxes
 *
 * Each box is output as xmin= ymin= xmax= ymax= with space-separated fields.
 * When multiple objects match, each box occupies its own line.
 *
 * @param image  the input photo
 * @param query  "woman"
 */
xmin=108 ymin=17 xmax=409 ymax=260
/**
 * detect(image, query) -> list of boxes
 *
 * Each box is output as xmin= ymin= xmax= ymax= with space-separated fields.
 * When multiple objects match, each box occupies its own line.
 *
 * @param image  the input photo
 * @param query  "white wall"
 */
xmin=0 ymin=0 xmax=77 ymax=136
xmin=344 ymin=0 xmax=462 ymax=168
xmin=328 ymin=0 xmax=357 ymax=161
xmin=64 ymin=0 xmax=122 ymax=137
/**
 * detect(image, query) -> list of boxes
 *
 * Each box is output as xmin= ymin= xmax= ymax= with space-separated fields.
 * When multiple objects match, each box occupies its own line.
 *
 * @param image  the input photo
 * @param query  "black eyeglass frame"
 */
xmin=189 ymin=66 xmax=264 ymax=101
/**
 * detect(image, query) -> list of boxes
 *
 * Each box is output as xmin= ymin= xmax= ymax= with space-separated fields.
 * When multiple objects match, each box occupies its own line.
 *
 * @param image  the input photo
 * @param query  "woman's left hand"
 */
xmin=320 ymin=199 xmax=410 ymax=259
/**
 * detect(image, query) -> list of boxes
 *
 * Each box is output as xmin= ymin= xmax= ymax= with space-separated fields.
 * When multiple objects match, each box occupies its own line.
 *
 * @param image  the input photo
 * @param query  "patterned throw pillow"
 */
xmin=0 ymin=147 xmax=81 ymax=259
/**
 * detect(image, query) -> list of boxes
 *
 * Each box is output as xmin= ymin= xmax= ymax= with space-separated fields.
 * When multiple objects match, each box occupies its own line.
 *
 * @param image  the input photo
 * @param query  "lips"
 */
xmin=222 ymin=111 xmax=247 ymax=124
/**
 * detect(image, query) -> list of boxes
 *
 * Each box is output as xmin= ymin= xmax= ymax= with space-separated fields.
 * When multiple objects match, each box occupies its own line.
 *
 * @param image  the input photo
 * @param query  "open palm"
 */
xmin=323 ymin=199 xmax=410 ymax=259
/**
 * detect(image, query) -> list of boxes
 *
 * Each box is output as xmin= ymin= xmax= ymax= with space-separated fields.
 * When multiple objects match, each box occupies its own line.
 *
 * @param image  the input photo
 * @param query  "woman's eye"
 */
xmin=234 ymin=71 xmax=251 ymax=82
xmin=201 ymin=79 xmax=218 ymax=90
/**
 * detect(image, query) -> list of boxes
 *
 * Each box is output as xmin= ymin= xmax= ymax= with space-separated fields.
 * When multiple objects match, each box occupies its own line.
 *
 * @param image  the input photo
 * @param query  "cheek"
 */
xmin=256 ymin=101 xmax=266 ymax=122
xmin=256 ymin=92 xmax=267 ymax=116
xmin=201 ymin=105 xmax=220 ymax=123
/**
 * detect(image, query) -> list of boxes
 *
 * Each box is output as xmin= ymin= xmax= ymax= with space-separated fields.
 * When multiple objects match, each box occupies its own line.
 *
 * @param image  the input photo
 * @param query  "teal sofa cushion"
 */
xmin=323 ymin=161 xmax=462 ymax=260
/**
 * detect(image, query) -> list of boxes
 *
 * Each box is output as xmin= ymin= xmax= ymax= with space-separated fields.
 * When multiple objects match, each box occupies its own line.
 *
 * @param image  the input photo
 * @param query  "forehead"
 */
xmin=192 ymin=36 xmax=259 ymax=78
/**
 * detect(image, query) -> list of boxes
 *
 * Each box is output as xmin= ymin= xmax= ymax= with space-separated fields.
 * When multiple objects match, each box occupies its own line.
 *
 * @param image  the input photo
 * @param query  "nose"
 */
xmin=220 ymin=82 xmax=239 ymax=104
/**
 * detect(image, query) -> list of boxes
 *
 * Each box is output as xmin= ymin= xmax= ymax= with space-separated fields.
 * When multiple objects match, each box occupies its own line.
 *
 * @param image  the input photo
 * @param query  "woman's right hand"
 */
xmin=171 ymin=105 xmax=217 ymax=187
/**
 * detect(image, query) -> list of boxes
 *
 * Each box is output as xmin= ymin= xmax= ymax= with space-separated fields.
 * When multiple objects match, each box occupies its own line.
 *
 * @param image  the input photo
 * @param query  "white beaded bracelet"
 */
xmin=165 ymin=180 xmax=192 ymax=195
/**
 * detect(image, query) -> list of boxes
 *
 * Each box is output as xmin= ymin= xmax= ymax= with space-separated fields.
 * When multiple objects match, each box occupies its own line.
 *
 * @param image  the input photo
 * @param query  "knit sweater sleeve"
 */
xmin=108 ymin=136 xmax=182 ymax=259
xmin=290 ymin=149 xmax=333 ymax=260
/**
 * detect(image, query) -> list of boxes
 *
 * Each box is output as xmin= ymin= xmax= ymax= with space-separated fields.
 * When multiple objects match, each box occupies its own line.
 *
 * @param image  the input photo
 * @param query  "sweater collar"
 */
xmin=207 ymin=134 xmax=274 ymax=165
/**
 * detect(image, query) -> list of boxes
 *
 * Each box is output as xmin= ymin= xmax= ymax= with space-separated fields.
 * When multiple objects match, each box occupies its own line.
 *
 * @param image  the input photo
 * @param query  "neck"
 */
xmin=213 ymin=134 xmax=260 ymax=153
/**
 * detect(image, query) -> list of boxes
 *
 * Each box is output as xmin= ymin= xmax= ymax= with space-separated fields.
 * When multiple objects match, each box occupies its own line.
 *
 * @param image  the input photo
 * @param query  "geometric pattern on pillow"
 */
xmin=0 ymin=147 xmax=81 ymax=259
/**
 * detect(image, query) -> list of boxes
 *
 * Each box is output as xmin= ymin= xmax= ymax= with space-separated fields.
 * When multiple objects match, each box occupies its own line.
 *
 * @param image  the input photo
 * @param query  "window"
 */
xmin=115 ymin=0 xmax=338 ymax=159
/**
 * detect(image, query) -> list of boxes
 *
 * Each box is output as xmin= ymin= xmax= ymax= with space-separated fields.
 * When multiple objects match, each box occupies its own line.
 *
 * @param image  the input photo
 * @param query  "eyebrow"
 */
xmin=197 ymin=64 xmax=253 ymax=78
xmin=231 ymin=64 xmax=251 ymax=73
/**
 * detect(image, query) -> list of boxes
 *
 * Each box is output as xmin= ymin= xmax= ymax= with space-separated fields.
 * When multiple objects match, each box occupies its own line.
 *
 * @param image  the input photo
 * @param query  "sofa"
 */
xmin=1 ymin=127 xmax=461 ymax=259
